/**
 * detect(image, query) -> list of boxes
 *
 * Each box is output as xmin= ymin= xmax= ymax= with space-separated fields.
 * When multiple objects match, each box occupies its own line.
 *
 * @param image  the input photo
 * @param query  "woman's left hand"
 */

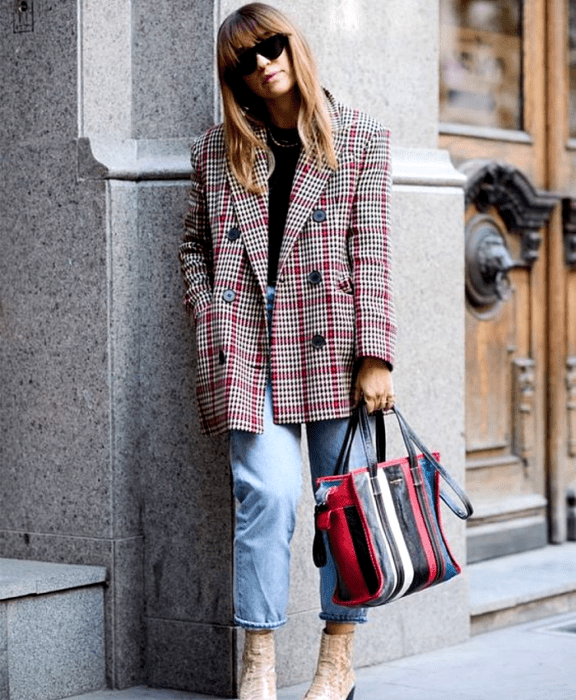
xmin=353 ymin=357 xmax=395 ymax=414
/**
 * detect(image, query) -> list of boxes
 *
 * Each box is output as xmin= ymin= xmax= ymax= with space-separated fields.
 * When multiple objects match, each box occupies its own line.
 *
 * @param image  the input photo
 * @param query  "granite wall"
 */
xmin=0 ymin=0 xmax=468 ymax=695
xmin=0 ymin=0 xmax=144 ymax=688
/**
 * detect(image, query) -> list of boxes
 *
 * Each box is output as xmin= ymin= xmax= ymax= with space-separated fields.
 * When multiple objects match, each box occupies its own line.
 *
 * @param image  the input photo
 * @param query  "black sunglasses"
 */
xmin=235 ymin=34 xmax=288 ymax=76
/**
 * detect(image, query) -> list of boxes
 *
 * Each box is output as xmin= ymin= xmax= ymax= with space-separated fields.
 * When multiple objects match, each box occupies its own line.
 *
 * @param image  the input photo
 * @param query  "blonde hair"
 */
xmin=217 ymin=3 xmax=337 ymax=193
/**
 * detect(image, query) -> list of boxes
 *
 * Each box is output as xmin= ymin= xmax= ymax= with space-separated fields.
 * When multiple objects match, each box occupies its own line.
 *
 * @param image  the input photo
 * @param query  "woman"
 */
xmin=179 ymin=4 xmax=397 ymax=699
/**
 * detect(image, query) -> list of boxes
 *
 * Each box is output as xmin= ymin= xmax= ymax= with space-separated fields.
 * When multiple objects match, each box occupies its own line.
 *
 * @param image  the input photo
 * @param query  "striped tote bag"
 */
xmin=313 ymin=405 xmax=473 ymax=607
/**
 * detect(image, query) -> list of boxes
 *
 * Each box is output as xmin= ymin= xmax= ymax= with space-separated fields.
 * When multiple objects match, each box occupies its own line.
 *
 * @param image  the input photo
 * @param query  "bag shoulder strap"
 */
xmin=334 ymin=403 xmax=473 ymax=521
xmin=393 ymin=407 xmax=474 ymax=520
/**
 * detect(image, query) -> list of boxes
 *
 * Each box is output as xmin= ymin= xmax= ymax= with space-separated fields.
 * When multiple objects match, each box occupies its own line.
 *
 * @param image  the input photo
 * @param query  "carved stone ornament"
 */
xmin=512 ymin=357 xmax=536 ymax=467
xmin=563 ymin=198 xmax=576 ymax=269
xmin=566 ymin=357 xmax=576 ymax=457
xmin=460 ymin=160 xmax=559 ymax=267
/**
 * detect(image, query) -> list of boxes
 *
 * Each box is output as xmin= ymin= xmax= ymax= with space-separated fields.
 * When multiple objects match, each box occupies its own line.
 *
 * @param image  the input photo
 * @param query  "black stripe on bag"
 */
xmin=344 ymin=506 xmax=381 ymax=596
xmin=372 ymin=484 xmax=405 ymax=598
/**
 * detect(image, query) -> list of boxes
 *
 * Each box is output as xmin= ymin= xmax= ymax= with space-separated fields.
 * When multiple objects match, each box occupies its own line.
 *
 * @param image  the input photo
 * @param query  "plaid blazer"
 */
xmin=180 ymin=92 xmax=397 ymax=435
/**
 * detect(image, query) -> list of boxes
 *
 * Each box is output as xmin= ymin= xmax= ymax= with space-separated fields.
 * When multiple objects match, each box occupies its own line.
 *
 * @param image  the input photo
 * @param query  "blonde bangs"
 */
xmin=218 ymin=4 xmax=291 ymax=77
xmin=217 ymin=3 xmax=337 ymax=194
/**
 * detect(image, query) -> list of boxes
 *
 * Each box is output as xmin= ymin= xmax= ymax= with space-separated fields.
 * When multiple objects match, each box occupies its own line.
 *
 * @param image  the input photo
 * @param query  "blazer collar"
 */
xmin=226 ymin=122 xmax=270 ymax=295
xmin=226 ymin=91 xmax=345 ymax=295
xmin=278 ymin=92 xmax=345 ymax=277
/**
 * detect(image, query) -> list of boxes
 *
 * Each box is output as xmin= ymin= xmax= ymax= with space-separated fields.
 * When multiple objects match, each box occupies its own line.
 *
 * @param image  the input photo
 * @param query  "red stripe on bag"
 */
xmin=328 ymin=507 xmax=375 ymax=603
xmin=401 ymin=462 xmax=438 ymax=586
xmin=319 ymin=477 xmax=384 ymax=606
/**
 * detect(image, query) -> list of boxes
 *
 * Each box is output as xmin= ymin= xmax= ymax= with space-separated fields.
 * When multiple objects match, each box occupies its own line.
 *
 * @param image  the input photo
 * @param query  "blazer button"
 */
xmin=312 ymin=209 xmax=327 ymax=223
xmin=311 ymin=334 xmax=326 ymax=349
xmin=223 ymin=289 xmax=236 ymax=303
xmin=227 ymin=227 xmax=241 ymax=241
xmin=308 ymin=270 xmax=322 ymax=285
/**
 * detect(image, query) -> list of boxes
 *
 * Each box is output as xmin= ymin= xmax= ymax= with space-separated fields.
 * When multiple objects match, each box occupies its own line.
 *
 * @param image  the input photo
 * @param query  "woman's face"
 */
xmin=241 ymin=37 xmax=296 ymax=103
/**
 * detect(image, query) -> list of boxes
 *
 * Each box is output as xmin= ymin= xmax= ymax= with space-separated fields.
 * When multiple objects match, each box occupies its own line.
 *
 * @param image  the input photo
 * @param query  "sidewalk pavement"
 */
xmin=71 ymin=610 xmax=576 ymax=700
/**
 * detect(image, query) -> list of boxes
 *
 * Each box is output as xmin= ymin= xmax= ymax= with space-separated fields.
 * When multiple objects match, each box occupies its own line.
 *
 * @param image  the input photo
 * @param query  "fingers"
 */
xmin=362 ymin=390 xmax=395 ymax=414
xmin=354 ymin=357 xmax=395 ymax=413
xmin=354 ymin=376 xmax=395 ymax=413
xmin=383 ymin=392 xmax=396 ymax=412
xmin=353 ymin=378 xmax=380 ymax=412
xmin=363 ymin=394 xmax=376 ymax=415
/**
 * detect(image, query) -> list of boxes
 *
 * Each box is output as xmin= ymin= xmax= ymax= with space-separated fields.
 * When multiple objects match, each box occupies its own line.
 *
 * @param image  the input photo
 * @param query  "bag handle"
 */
xmin=375 ymin=410 xmax=386 ymax=463
xmin=333 ymin=407 xmax=362 ymax=476
xmin=335 ymin=402 xmax=418 ymax=479
xmin=336 ymin=403 xmax=473 ymax=520
xmin=362 ymin=405 xmax=420 ymax=478
xmin=393 ymin=406 xmax=473 ymax=519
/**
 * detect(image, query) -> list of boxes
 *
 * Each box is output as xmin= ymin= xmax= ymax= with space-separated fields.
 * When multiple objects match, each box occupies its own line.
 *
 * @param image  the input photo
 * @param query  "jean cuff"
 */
xmin=319 ymin=612 xmax=368 ymax=624
xmin=235 ymin=614 xmax=287 ymax=630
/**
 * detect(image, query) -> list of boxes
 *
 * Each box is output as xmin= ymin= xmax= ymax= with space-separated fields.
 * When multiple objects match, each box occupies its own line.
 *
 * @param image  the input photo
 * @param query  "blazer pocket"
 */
xmin=337 ymin=276 xmax=354 ymax=295
xmin=193 ymin=296 xmax=214 ymax=323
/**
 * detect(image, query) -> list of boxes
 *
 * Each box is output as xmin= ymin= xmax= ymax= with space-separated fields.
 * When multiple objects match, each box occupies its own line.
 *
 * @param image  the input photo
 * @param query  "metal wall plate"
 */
xmin=13 ymin=0 xmax=34 ymax=34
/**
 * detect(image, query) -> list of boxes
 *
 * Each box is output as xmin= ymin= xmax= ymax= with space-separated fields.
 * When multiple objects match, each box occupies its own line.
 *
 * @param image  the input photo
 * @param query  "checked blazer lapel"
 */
xmin=277 ymin=97 xmax=345 ymax=278
xmin=225 ymin=94 xmax=345 ymax=293
xmin=226 ymin=129 xmax=270 ymax=296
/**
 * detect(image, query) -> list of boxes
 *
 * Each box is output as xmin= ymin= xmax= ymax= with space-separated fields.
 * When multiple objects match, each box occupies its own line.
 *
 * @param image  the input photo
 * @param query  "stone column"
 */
xmin=79 ymin=0 xmax=233 ymax=693
xmin=0 ymin=0 xmax=143 ymax=689
xmin=1 ymin=0 xmax=225 ymax=691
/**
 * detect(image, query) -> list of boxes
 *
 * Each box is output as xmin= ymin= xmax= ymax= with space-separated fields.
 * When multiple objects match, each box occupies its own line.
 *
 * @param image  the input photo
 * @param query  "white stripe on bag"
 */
xmin=354 ymin=472 xmax=398 ymax=601
xmin=376 ymin=470 xmax=415 ymax=600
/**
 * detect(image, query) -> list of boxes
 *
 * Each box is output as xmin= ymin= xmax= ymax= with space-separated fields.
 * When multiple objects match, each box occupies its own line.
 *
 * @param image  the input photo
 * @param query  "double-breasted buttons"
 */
xmin=227 ymin=227 xmax=241 ymax=241
xmin=312 ymin=209 xmax=327 ymax=223
xmin=223 ymin=289 xmax=236 ymax=303
xmin=308 ymin=270 xmax=322 ymax=285
xmin=311 ymin=334 xmax=326 ymax=349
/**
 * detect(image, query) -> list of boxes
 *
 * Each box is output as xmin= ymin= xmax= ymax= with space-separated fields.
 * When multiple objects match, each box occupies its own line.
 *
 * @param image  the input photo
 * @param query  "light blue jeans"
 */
xmin=228 ymin=287 xmax=369 ymax=630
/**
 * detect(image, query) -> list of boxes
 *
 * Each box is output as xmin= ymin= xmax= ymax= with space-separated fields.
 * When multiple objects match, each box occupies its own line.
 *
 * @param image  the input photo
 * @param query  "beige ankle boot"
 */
xmin=239 ymin=630 xmax=277 ymax=700
xmin=303 ymin=630 xmax=355 ymax=700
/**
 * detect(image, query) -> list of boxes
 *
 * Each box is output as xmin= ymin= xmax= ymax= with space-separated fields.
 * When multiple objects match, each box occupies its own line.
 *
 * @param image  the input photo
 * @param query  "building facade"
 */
xmin=439 ymin=0 xmax=576 ymax=560
xmin=7 ymin=0 xmax=573 ymax=697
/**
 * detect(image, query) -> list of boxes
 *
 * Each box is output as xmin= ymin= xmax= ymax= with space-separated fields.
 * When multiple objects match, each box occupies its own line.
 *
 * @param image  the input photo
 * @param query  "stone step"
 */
xmin=0 ymin=558 xmax=107 ymax=700
xmin=468 ymin=542 xmax=576 ymax=635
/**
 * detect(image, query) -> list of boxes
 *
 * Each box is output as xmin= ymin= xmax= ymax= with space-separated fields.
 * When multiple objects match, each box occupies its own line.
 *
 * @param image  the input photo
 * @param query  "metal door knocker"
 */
xmin=465 ymin=214 xmax=518 ymax=314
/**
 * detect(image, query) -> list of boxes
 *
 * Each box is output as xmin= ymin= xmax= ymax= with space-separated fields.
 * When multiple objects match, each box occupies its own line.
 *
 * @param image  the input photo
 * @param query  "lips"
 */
xmin=263 ymin=71 xmax=279 ymax=84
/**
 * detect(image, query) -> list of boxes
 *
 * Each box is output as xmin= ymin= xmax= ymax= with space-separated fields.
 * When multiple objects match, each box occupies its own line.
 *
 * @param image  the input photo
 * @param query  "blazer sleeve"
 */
xmin=179 ymin=138 xmax=214 ymax=319
xmin=348 ymin=125 xmax=397 ymax=368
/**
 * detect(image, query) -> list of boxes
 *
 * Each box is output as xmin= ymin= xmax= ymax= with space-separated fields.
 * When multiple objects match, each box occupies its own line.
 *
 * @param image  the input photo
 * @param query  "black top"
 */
xmin=267 ymin=124 xmax=301 ymax=286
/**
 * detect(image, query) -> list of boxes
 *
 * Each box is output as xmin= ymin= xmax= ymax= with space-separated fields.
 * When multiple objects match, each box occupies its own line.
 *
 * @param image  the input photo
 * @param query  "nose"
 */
xmin=255 ymin=52 xmax=270 ymax=70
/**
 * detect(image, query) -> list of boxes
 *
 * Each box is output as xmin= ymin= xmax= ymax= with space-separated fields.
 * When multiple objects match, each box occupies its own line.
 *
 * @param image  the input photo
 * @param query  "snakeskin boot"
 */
xmin=239 ymin=631 xmax=277 ymax=700
xmin=303 ymin=630 xmax=355 ymax=700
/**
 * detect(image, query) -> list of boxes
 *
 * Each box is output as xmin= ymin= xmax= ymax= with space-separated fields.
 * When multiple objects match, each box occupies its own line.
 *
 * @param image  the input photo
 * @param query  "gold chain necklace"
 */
xmin=268 ymin=128 xmax=300 ymax=148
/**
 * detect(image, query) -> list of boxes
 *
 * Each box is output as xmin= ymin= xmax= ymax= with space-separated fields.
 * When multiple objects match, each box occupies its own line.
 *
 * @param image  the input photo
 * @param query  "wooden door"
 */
xmin=549 ymin=0 xmax=576 ymax=542
xmin=439 ymin=0 xmax=575 ymax=561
